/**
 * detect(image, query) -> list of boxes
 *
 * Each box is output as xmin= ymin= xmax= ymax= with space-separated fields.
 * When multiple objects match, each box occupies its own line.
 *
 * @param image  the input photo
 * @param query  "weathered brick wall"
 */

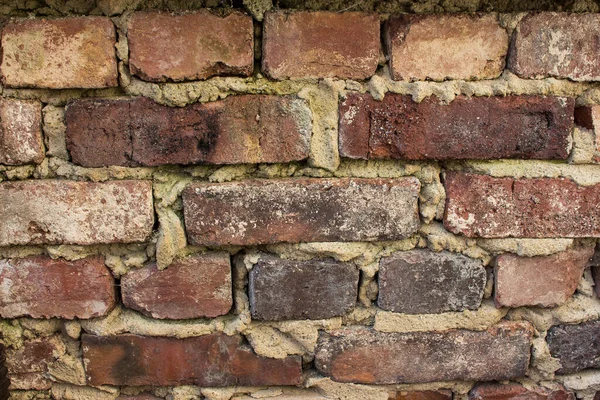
xmin=3 ymin=1 xmax=600 ymax=399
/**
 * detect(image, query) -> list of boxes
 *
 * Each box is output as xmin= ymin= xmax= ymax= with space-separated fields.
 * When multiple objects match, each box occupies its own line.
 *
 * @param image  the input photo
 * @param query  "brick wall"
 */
xmin=2 ymin=1 xmax=600 ymax=399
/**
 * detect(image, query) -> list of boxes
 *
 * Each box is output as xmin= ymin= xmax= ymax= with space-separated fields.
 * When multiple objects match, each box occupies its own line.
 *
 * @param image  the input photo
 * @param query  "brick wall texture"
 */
xmin=2 ymin=2 xmax=600 ymax=399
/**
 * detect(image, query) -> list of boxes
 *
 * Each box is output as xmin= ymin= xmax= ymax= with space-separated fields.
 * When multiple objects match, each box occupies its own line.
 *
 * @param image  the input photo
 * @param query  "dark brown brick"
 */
xmin=393 ymin=390 xmax=452 ymax=400
xmin=128 ymin=11 xmax=253 ymax=82
xmin=65 ymin=96 xmax=311 ymax=167
xmin=509 ymin=13 xmax=600 ymax=81
xmin=0 ymin=180 xmax=154 ymax=245
xmin=495 ymin=246 xmax=595 ymax=308
xmin=5 ymin=337 xmax=60 ymax=390
xmin=82 ymin=333 xmax=302 ymax=386
xmin=0 ymin=98 xmax=44 ymax=165
xmin=339 ymin=94 xmax=573 ymax=160
xmin=444 ymin=172 xmax=600 ymax=238
xmin=248 ymin=253 xmax=359 ymax=320
xmin=122 ymin=253 xmax=232 ymax=320
xmin=183 ymin=178 xmax=420 ymax=246
xmin=263 ymin=11 xmax=379 ymax=79
xmin=385 ymin=14 xmax=508 ymax=81
xmin=315 ymin=322 xmax=533 ymax=384
xmin=547 ymin=320 xmax=600 ymax=374
xmin=0 ymin=256 xmax=116 ymax=319
xmin=469 ymin=383 xmax=574 ymax=400
xmin=1 ymin=17 xmax=117 ymax=88
xmin=378 ymin=250 xmax=486 ymax=314
xmin=589 ymin=244 xmax=600 ymax=298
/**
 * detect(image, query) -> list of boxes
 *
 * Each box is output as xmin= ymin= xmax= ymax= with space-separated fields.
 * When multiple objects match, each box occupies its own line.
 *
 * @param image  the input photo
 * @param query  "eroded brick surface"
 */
xmin=0 ymin=180 xmax=154 ymax=245
xmin=378 ymin=250 xmax=486 ymax=314
xmin=339 ymin=94 xmax=573 ymax=160
xmin=65 ymin=96 xmax=311 ymax=167
xmin=0 ymin=256 xmax=116 ymax=319
xmin=1 ymin=17 xmax=117 ymax=88
xmin=509 ymin=13 xmax=600 ymax=80
xmin=5 ymin=337 xmax=61 ymax=390
xmin=263 ymin=11 xmax=380 ymax=79
xmin=315 ymin=322 xmax=534 ymax=384
xmin=444 ymin=173 xmax=600 ymax=238
xmin=183 ymin=178 xmax=420 ymax=246
xmin=122 ymin=253 xmax=232 ymax=319
xmin=385 ymin=14 xmax=508 ymax=81
xmin=82 ymin=333 xmax=302 ymax=386
xmin=248 ymin=253 xmax=359 ymax=320
xmin=547 ymin=320 xmax=600 ymax=374
xmin=393 ymin=390 xmax=452 ymax=400
xmin=495 ymin=246 xmax=595 ymax=308
xmin=575 ymin=105 xmax=600 ymax=162
xmin=128 ymin=11 xmax=253 ymax=82
xmin=469 ymin=383 xmax=574 ymax=400
xmin=0 ymin=99 xmax=44 ymax=165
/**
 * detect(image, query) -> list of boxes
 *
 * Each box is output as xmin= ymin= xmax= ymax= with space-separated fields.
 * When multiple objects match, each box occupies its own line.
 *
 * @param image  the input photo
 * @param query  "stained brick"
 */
xmin=65 ymin=96 xmax=311 ymax=167
xmin=1 ymin=17 xmax=117 ymax=88
xmin=378 ymin=250 xmax=486 ymax=314
xmin=469 ymin=383 xmax=574 ymax=400
xmin=82 ymin=333 xmax=302 ymax=386
xmin=315 ymin=322 xmax=533 ymax=384
xmin=575 ymin=105 xmax=600 ymax=163
xmin=393 ymin=391 xmax=452 ymax=400
xmin=339 ymin=94 xmax=573 ymax=161
xmin=128 ymin=11 xmax=253 ymax=82
xmin=0 ymin=180 xmax=153 ymax=246
xmin=5 ymin=337 xmax=60 ymax=390
xmin=509 ymin=13 xmax=600 ymax=81
xmin=121 ymin=253 xmax=232 ymax=320
xmin=444 ymin=172 xmax=600 ymax=238
xmin=0 ymin=99 xmax=44 ymax=165
xmin=183 ymin=178 xmax=420 ymax=246
xmin=248 ymin=253 xmax=359 ymax=320
xmin=494 ymin=246 xmax=595 ymax=308
xmin=0 ymin=256 xmax=116 ymax=319
xmin=385 ymin=14 xmax=508 ymax=81
xmin=263 ymin=11 xmax=380 ymax=79
xmin=547 ymin=320 xmax=600 ymax=374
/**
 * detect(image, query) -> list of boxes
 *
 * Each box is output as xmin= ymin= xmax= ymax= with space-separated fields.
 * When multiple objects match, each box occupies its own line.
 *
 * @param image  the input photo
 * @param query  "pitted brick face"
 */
xmin=385 ymin=14 xmax=508 ymax=81
xmin=509 ymin=13 xmax=600 ymax=81
xmin=262 ymin=11 xmax=380 ymax=79
xmin=128 ymin=11 xmax=254 ymax=82
xmin=5 ymin=337 xmax=62 ymax=390
xmin=1 ymin=17 xmax=117 ymax=88
xmin=0 ymin=256 xmax=116 ymax=319
xmin=66 ymin=96 xmax=311 ymax=167
xmin=339 ymin=94 xmax=573 ymax=161
xmin=82 ymin=333 xmax=302 ymax=387
xmin=547 ymin=320 xmax=600 ymax=374
xmin=469 ymin=383 xmax=575 ymax=400
xmin=0 ymin=99 xmax=44 ymax=165
xmin=182 ymin=177 xmax=420 ymax=246
xmin=315 ymin=322 xmax=534 ymax=384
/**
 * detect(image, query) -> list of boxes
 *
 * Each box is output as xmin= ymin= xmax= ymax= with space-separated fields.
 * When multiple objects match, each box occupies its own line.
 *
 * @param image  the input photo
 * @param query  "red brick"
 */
xmin=82 ymin=333 xmax=302 ymax=386
xmin=575 ymin=105 xmax=600 ymax=162
xmin=5 ymin=337 xmax=60 ymax=390
xmin=122 ymin=253 xmax=232 ymax=320
xmin=314 ymin=322 xmax=533 ymax=384
xmin=393 ymin=390 xmax=452 ymax=400
xmin=0 ymin=256 xmax=116 ymax=319
xmin=65 ymin=96 xmax=311 ymax=167
xmin=248 ymin=253 xmax=359 ymax=320
xmin=128 ymin=11 xmax=253 ymax=82
xmin=1 ymin=17 xmax=117 ymax=88
xmin=385 ymin=14 xmax=508 ymax=81
xmin=469 ymin=383 xmax=574 ymax=400
xmin=263 ymin=11 xmax=379 ymax=79
xmin=495 ymin=246 xmax=595 ymax=308
xmin=378 ymin=250 xmax=486 ymax=314
xmin=339 ymin=94 xmax=573 ymax=160
xmin=509 ymin=13 xmax=600 ymax=81
xmin=0 ymin=180 xmax=154 ymax=246
xmin=0 ymin=99 xmax=44 ymax=165
xmin=183 ymin=178 xmax=420 ymax=246
xmin=444 ymin=172 xmax=600 ymax=238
